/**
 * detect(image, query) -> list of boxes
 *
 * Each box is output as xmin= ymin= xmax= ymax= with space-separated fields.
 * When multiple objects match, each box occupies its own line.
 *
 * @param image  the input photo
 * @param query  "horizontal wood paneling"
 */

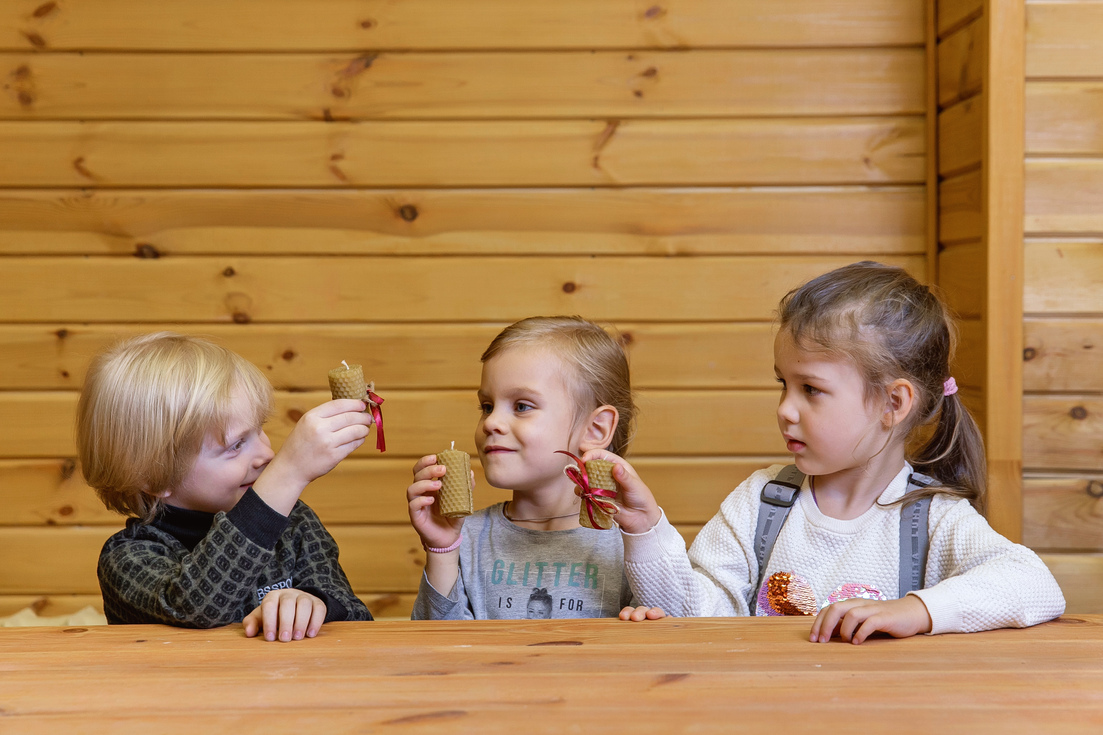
xmin=0 ymin=323 xmax=782 ymax=391
xmin=0 ymin=456 xmax=787 ymax=527
xmin=0 ymin=255 xmax=923 ymax=324
xmin=1026 ymin=82 xmax=1103 ymax=155
xmin=937 ymin=242 xmax=985 ymax=319
xmin=0 ymin=0 xmax=925 ymax=52
xmin=0 ymin=523 xmax=705 ymax=596
xmin=0 ymin=390 xmax=789 ymax=458
xmin=0 ymin=49 xmax=925 ymax=121
xmin=1024 ymin=241 xmax=1103 ymax=314
xmin=0 ymin=118 xmax=927 ymax=188
xmin=1038 ymin=553 xmax=1103 ymax=614
xmin=939 ymin=169 xmax=983 ymax=243
xmin=938 ymin=0 xmax=984 ymax=39
xmin=937 ymin=96 xmax=983 ymax=176
xmin=0 ymin=187 xmax=927 ymax=256
xmin=1026 ymin=160 xmax=1103 ymax=235
xmin=1024 ymin=318 xmax=1103 ymax=392
xmin=1023 ymin=476 xmax=1103 ymax=551
xmin=1026 ymin=1 xmax=1103 ymax=78
xmin=1023 ymin=395 xmax=1103 ymax=471
xmin=938 ymin=17 xmax=984 ymax=107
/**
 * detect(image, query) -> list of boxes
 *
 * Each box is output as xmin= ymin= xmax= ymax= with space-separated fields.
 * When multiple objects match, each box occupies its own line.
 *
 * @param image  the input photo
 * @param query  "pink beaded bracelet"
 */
xmin=424 ymin=536 xmax=463 ymax=554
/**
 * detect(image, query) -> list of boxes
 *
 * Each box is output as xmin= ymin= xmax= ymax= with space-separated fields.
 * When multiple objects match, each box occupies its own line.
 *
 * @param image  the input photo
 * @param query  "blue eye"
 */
xmin=479 ymin=402 xmax=492 ymax=414
xmin=514 ymin=402 xmax=533 ymax=413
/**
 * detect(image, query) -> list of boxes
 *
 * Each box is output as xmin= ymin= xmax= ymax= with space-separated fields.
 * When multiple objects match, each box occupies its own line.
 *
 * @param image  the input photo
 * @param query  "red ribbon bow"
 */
xmin=366 ymin=384 xmax=385 ymax=452
xmin=555 ymin=450 xmax=618 ymax=528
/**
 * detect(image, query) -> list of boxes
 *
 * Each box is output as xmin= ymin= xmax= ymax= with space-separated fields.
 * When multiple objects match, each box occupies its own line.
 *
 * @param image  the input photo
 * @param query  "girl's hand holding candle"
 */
xmin=436 ymin=441 xmax=473 ymax=518
xmin=556 ymin=450 xmax=618 ymax=530
xmin=327 ymin=360 xmax=386 ymax=452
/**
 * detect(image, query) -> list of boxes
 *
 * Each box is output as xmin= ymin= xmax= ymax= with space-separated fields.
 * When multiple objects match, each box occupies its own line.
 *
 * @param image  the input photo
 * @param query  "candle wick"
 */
xmin=341 ymin=360 xmax=349 ymax=370
xmin=451 ymin=440 xmax=455 ymax=450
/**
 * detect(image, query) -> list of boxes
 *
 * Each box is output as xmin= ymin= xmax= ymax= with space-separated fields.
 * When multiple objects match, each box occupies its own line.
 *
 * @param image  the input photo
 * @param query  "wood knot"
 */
xmin=1023 ymin=347 xmax=1036 ymax=361
xmin=617 ymin=331 xmax=634 ymax=347
xmin=134 ymin=243 xmax=160 ymax=259
xmin=59 ymin=369 xmax=70 ymax=378
xmin=322 ymin=108 xmax=334 ymax=121
xmin=644 ymin=5 xmax=667 ymax=19
xmin=398 ymin=204 xmax=419 ymax=222
xmin=330 ymin=85 xmax=348 ymax=98
xmin=641 ymin=67 xmax=658 ymax=78
xmin=231 ymin=311 xmax=251 ymax=324
xmin=360 ymin=18 xmax=376 ymax=29
xmin=1086 ymin=481 xmax=1103 ymax=499
xmin=33 ymin=2 xmax=58 ymax=18
xmin=55 ymin=328 xmax=69 ymax=339
xmin=62 ymin=628 xmax=88 ymax=634
xmin=222 ymin=266 xmax=236 ymax=277
xmin=1070 ymin=406 xmax=1088 ymax=420
xmin=21 ymin=31 xmax=47 ymax=48
xmin=281 ymin=349 xmax=297 ymax=361
xmin=633 ymin=90 xmax=643 ymax=98
xmin=13 ymin=64 xmax=31 ymax=80
xmin=60 ymin=458 xmax=76 ymax=480
xmin=57 ymin=505 xmax=74 ymax=517
xmin=287 ymin=408 xmax=304 ymax=422
xmin=527 ymin=640 xmax=583 ymax=646
xmin=17 ymin=90 xmax=34 ymax=107
xmin=562 ymin=282 xmax=577 ymax=293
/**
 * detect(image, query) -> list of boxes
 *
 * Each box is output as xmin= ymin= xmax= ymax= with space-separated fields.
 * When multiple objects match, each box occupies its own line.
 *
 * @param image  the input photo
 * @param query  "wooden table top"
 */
xmin=3 ymin=615 xmax=1102 ymax=733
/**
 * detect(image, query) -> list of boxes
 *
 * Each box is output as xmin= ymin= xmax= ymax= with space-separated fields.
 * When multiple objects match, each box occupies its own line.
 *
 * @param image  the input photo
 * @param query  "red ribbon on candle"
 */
xmin=555 ymin=450 xmax=618 ymax=528
xmin=366 ymin=386 xmax=385 ymax=453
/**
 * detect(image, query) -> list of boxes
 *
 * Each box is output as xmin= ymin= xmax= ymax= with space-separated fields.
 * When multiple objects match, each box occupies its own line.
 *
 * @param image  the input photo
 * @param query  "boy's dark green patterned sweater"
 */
xmin=98 ymin=489 xmax=372 ymax=627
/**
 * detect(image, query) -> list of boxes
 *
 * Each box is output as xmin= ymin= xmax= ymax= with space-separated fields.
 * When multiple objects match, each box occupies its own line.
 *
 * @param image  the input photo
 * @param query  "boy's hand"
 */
xmin=810 ymin=595 xmax=933 ymax=645
xmin=618 ymin=605 xmax=667 ymax=622
xmin=579 ymin=450 xmax=661 ymax=535
xmin=243 ymin=588 xmax=327 ymax=642
xmin=254 ymin=399 xmax=373 ymax=514
xmin=406 ymin=454 xmax=466 ymax=550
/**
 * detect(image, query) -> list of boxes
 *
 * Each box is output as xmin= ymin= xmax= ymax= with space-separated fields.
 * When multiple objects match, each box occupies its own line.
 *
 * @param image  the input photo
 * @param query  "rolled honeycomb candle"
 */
xmin=328 ymin=361 xmax=367 ymax=407
xmin=580 ymin=459 xmax=617 ymax=530
xmin=437 ymin=442 xmax=473 ymax=518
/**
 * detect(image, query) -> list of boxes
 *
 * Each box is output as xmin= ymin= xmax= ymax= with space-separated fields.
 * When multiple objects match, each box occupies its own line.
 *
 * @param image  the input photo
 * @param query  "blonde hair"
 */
xmin=481 ymin=316 xmax=636 ymax=455
xmin=778 ymin=261 xmax=987 ymax=512
xmin=77 ymin=332 xmax=273 ymax=522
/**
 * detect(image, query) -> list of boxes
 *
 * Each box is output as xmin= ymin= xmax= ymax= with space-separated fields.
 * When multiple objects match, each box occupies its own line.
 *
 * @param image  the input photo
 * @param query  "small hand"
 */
xmin=618 ymin=605 xmax=667 ymax=622
xmin=579 ymin=450 xmax=661 ymax=534
xmin=243 ymin=588 xmax=327 ymax=642
xmin=407 ymin=454 xmax=465 ymax=550
xmin=810 ymin=595 xmax=933 ymax=645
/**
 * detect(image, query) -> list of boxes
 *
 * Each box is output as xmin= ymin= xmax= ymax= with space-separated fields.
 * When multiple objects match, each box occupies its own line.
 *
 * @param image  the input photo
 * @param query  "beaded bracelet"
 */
xmin=424 ymin=536 xmax=463 ymax=554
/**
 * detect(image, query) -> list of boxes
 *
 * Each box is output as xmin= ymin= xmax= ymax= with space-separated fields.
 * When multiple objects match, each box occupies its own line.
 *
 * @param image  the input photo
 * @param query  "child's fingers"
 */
xmin=310 ymin=398 xmax=369 ymax=418
xmin=307 ymin=599 xmax=327 ymax=638
xmin=412 ymin=455 xmax=438 ymax=475
xmin=277 ymin=593 xmax=299 ymax=642
xmin=242 ymin=608 xmax=261 ymax=638
xmin=646 ymin=606 xmax=666 ymax=620
xmin=261 ymin=595 xmax=281 ymax=642
xmin=291 ymin=595 xmax=316 ymax=641
xmin=811 ymin=603 xmax=844 ymax=643
xmin=412 ymin=463 xmax=447 ymax=484
xmin=407 ymin=479 xmax=441 ymax=502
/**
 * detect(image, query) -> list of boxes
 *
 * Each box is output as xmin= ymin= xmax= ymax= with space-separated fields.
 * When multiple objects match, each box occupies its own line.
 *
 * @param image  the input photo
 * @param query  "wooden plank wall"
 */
xmin=1021 ymin=0 xmax=1103 ymax=613
xmin=0 ymin=1 xmax=928 ymax=619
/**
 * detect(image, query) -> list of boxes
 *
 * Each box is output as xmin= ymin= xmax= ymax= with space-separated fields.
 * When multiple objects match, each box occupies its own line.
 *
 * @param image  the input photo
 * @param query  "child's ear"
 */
xmin=578 ymin=405 xmax=619 ymax=453
xmin=883 ymin=379 xmax=916 ymax=428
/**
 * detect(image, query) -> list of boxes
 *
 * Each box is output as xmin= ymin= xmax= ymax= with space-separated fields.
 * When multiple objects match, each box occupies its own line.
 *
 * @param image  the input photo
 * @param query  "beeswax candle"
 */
xmin=437 ymin=442 xmax=473 ymax=518
xmin=579 ymin=459 xmax=617 ymax=530
xmin=328 ymin=361 xmax=366 ymax=405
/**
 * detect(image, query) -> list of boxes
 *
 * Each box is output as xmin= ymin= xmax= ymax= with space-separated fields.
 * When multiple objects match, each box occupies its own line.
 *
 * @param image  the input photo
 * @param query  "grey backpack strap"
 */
xmin=898 ymin=472 xmax=936 ymax=597
xmin=754 ymin=465 xmax=805 ymax=595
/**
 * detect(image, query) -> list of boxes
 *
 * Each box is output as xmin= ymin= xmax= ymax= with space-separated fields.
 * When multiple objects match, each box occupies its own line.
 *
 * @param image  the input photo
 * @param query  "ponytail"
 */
xmin=908 ymin=393 xmax=987 ymax=513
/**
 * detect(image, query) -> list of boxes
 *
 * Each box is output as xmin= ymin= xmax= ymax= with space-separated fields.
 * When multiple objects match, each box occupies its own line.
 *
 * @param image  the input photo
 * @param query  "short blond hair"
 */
xmin=77 ymin=332 xmax=273 ymax=522
xmin=481 ymin=316 xmax=636 ymax=455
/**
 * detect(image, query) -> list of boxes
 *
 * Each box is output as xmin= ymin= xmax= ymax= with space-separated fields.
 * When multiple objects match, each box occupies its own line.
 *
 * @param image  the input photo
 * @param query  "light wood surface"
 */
xmin=0 ymin=118 xmax=926 ymax=188
xmin=1026 ymin=160 xmax=1103 ymax=235
xmin=0 ymin=187 xmax=927 ymax=256
xmin=0 ymin=0 xmax=925 ymax=51
xmin=1024 ymin=318 xmax=1103 ymax=392
xmin=1024 ymin=476 xmax=1103 ymax=551
xmin=0 ymin=616 xmax=1100 ymax=733
xmin=0 ymin=49 xmax=924 ymax=121
xmin=938 ymin=16 xmax=984 ymax=107
xmin=1026 ymin=0 xmax=1103 ymax=77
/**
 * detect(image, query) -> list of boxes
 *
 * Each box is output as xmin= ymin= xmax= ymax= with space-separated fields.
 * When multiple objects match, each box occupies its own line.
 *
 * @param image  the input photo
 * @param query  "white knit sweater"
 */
xmin=622 ymin=464 xmax=1066 ymax=634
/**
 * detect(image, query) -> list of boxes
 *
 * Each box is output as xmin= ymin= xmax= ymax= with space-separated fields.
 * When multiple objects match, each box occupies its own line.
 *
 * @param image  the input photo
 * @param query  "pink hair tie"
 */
xmin=943 ymin=377 xmax=958 ymax=397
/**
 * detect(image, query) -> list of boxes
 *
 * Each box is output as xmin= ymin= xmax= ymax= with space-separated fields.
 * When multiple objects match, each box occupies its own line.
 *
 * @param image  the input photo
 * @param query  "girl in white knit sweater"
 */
xmin=603 ymin=261 xmax=1065 ymax=642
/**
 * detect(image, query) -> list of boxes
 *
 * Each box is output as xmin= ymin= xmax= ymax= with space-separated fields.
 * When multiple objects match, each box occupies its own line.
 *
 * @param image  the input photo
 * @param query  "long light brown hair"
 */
xmin=481 ymin=316 xmax=636 ymax=456
xmin=778 ymin=262 xmax=987 ymax=511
